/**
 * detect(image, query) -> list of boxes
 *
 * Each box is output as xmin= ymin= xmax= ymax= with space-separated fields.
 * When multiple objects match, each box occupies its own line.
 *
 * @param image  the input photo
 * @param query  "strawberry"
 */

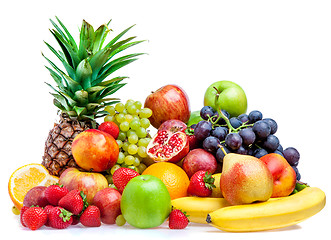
xmin=43 ymin=205 xmax=55 ymax=227
xmin=112 ymin=167 xmax=140 ymax=193
xmin=44 ymin=184 xmax=69 ymax=206
xmin=20 ymin=206 xmax=29 ymax=227
xmin=168 ymin=209 xmax=189 ymax=229
xmin=187 ymin=170 xmax=216 ymax=197
xmin=48 ymin=206 xmax=73 ymax=229
xmin=80 ymin=205 xmax=101 ymax=227
xmin=98 ymin=121 xmax=120 ymax=139
xmin=185 ymin=126 xmax=200 ymax=150
xmin=22 ymin=206 xmax=47 ymax=230
xmin=58 ymin=189 xmax=87 ymax=215
xmin=71 ymin=215 xmax=80 ymax=225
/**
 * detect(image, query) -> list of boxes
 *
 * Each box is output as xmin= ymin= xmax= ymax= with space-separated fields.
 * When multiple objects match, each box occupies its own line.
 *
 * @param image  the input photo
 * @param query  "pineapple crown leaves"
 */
xmin=203 ymin=172 xmax=216 ymax=190
xmin=43 ymin=16 xmax=146 ymax=121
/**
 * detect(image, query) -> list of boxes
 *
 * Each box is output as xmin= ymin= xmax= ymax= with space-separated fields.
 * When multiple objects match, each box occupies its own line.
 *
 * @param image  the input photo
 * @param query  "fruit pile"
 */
xmin=8 ymin=17 xmax=326 ymax=233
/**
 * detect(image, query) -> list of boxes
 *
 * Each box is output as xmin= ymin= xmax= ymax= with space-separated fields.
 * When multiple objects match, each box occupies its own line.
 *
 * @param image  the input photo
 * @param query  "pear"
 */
xmin=220 ymin=153 xmax=273 ymax=205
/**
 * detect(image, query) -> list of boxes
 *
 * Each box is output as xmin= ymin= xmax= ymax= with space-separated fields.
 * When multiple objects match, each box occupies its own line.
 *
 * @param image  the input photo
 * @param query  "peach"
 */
xmin=260 ymin=153 xmax=296 ymax=197
xmin=72 ymin=129 xmax=119 ymax=172
xmin=220 ymin=153 xmax=273 ymax=205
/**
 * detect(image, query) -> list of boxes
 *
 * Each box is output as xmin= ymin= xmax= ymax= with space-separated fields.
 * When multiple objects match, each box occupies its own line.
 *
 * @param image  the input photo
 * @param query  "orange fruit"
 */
xmin=8 ymin=163 xmax=57 ymax=210
xmin=142 ymin=162 xmax=190 ymax=200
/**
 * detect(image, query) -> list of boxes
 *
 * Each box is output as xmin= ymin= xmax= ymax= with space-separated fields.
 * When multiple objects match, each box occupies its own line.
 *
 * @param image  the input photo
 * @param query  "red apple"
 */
xmin=144 ymin=84 xmax=191 ymax=129
xmin=72 ymin=129 xmax=119 ymax=172
xmin=260 ymin=153 xmax=297 ymax=197
xmin=182 ymin=148 xmax=218 ymax=178
xmin=59 ymin=168 xmax=108 ymax=204
xmin=92 ymin=188 xmax=122 ymax=224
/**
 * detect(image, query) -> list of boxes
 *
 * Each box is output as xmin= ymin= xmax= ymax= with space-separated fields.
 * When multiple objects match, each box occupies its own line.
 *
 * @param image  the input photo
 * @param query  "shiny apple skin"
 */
xmin=144 ymin=84 xmax=191 ymax=129
xmin=59 ymin=168 xmax=108 ymax=204
xmin=92 ymin=188 xmax=122 ymax=224
xmin=204 ymin=80 xmax=247 ymax=117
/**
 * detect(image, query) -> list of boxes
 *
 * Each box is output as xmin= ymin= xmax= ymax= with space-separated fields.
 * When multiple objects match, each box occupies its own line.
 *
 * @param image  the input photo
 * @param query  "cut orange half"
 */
xmin=8 ymin=163 xmax=56 ymax=210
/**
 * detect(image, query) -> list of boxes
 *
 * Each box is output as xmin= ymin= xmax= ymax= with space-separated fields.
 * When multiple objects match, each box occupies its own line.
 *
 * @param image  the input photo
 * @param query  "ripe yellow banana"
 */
xmin=211 ymin=173 xmax=222 ymax=198
xmin=207 ymin=187 xmax=326 ymax=232
xmin=171 ymin=196 xmax=231 ymax=224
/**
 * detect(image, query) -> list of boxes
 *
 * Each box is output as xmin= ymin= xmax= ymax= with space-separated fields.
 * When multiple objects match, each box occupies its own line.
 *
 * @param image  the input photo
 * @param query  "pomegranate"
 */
xmin=147 ymin=120 xmax=189 ymax=163
xmin=158 ymin=119 xmax=187 ymax=133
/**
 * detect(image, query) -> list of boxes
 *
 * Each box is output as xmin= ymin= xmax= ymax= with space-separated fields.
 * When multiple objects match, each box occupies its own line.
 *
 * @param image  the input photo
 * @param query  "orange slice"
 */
xmin=45 ymin=175 xmax=59 ymax=186
xmin=8 ymin=163 xmax=52 ymax=210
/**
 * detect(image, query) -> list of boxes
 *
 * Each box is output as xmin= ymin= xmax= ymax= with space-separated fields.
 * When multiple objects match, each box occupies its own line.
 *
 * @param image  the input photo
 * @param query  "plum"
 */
xmin=23 ymin=186 xmax=49 ymax=207
xmin=92 ymin=188 xmax=122 ymax=224
xmin=182 ymin=148 xmax=217 ymax=178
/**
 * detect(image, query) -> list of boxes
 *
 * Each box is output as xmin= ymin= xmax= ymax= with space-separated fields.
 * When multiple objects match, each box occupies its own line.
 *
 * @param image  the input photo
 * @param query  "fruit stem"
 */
xmin=215 ymin=107 xmax=236 ymax=133
xmin=219 ymin=144 xmax=228 ymax=156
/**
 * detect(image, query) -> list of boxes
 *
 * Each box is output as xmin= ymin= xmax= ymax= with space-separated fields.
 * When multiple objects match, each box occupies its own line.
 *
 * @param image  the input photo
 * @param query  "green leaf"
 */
xmin=53 ymin=98 xmax=66 ymax=111
xmin=45 ymin=66 xmax=65 ymax=90
xmin=74 ymin=90 xmax=89 ymax=105
xmin=42 ymin=53 xmax=66 ymax=76
xmin=104 ymin=25 xmax=135 ymax=48
xmin=98 ymin=53 xmax=144 ymax=81
xmin=96 ymin=97 xmax=120 ymax=103
xmin=99 ymin=83 xmax=126 ymax=99
xmin=109 ymin=40 xmax=145 ymax=59
xmin=75 ymin=59 xmax=92 ymax=89
xmin=99 ymin=100 xmax=120 ymax=106
xmin=89 ymin=47 xmax=113 ymax=80
xmin=50 ymin=93 xmax=70 ymax=111
xmin=85 ymin=103 xmax=100 ymax=112
xmin=98 ymin=76 xmax=128 ymax=86
xmin=203 ymin=172 xmax=216 ymax=190
xmin=86 ymin=86 xmax=105 ymax=93
xmin=90 ymin=36 xmax=137 ymax=78
xmin=78 ymin=20 xmax=95 ymax=59
xmin=80 ymin=114 xmax=95 ymax=121
xmin=54 ymin=17 xmax=78 ymax=52
xmin=95 ymin=110 xmax=110 ymax=118
xmin=45 ymin=82 xmax=77 ymax=107
xmin=50 ymin=29 xmax=80 ymax=69
xmin=44 ymin=41 xmax=76 ymax=79
xmin=93 ymin=24 xmax=110 ymax=53
xmin=63 ymin=74 xmax=82 ymax=93
xmin=94 ymin=59 xmax=137 ymax=86
xmin=73 ymin=106 xmax=87 ymax=117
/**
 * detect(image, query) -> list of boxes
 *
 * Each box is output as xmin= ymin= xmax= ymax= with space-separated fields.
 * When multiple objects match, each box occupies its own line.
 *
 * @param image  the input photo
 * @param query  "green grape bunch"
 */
xmin=103 ymin=99 xmax=153 ymax=185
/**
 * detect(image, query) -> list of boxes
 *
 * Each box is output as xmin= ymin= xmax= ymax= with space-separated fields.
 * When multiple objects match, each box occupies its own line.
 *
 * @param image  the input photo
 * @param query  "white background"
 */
xmin=1 ymin=0 xmax=330 ymax=239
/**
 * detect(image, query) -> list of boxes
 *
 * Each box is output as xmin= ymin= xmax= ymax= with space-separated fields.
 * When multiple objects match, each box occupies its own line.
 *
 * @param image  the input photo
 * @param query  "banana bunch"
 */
xmin=171 ymin=197 xmax=231 ymax=224
xmin=171 ymin=187 xmax=326 ymax=232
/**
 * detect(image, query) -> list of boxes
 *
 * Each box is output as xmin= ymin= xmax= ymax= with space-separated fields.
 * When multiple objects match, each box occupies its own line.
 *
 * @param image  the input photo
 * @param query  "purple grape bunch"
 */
xmin=191 ymin=107 xmax=301 ymax=180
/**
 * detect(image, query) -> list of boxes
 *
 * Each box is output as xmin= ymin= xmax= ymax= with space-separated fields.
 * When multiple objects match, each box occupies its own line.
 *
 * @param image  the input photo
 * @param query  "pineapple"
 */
xmin=42 ymin=17 xmax=144 ymax=176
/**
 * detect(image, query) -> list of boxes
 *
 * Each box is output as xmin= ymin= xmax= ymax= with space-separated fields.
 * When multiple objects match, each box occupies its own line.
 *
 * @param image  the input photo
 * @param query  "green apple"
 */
xmin=204 ymin=80 xmax=247 ymax=117
xmin=120 ymin=175 xmax=171 ymax=228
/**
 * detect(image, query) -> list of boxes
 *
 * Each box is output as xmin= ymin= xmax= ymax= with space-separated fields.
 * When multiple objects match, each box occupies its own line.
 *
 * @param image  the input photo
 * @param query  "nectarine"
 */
xmin=260 ymin=153 xmax=296 ymax=197
xmin=72 ymin=129 xmax=119 ymax=172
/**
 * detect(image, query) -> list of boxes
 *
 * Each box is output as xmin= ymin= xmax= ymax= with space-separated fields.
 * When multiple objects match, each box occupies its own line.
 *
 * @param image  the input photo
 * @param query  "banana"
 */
xmin=211 ymin=173 xmax=222 ymax=198
xmin=171 ymin=196 xmax=231 ymax=224
xmin=207 ymin=187 xmax=326 ymax=232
